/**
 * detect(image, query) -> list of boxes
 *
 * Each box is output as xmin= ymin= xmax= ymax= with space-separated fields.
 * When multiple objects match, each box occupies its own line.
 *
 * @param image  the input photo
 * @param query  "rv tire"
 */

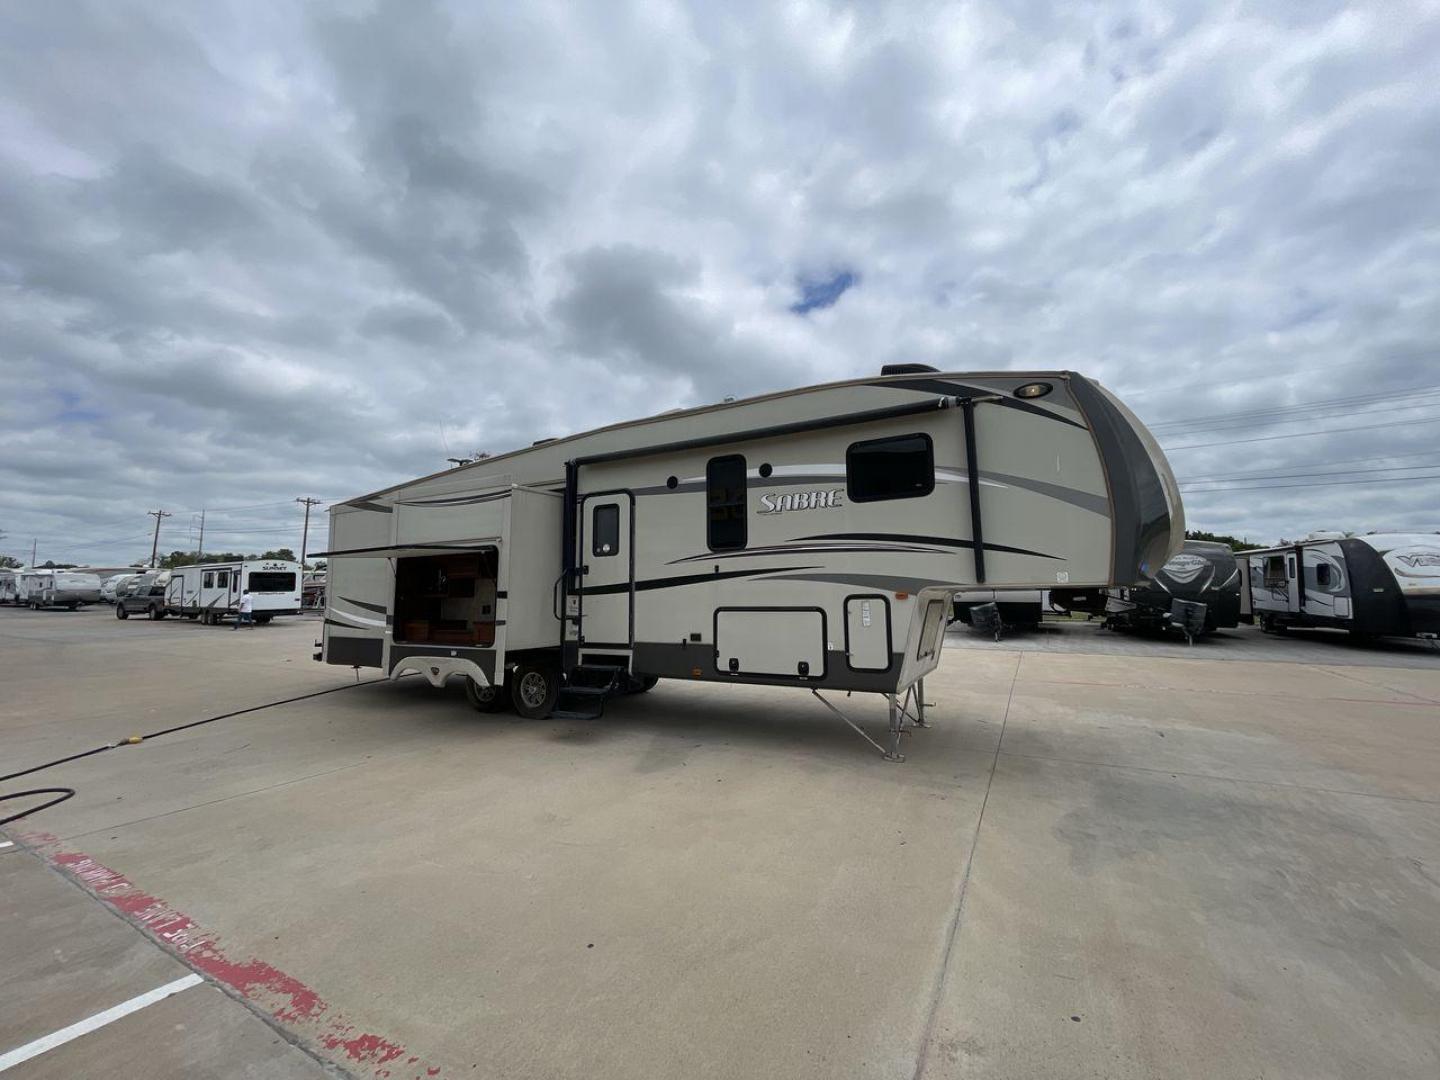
xmin=510 ymin=662 xmax=559 ymax=720
xmin=634 ymin=675 xmax=659 ymax=693
xmin=464 ymin=676 xmax=507 ymax=713
xmin=116 ymin=605 xmax=129 ymax=620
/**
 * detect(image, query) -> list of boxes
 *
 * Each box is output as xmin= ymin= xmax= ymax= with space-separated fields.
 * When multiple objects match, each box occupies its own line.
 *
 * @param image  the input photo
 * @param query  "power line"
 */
xmin=1180 ymin=462 xmax=1440 ymax=485
xmin=1177 ymin=449 xmax=1440 ymax=481
xmin=1148 ymin=384 xmax=1440 ymax=430
xmin=1163 ymin=413 xmax=1440 ymax=451
xmin=1182 ymin=472 xmax=1440 ymax=493
xmin=1150 ymin=397 xmax=1440 ymax=438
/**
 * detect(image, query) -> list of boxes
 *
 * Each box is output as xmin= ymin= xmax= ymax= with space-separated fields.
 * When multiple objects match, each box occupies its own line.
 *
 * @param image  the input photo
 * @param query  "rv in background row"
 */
xmin=0 ymin=568 xmax=104 ymax=609
xmin=1052 ymin=540 xmax=1241 ymax=635
xmin=114 ymin=560 xmax=303 ymax=624
xmin=1239 ymin=533 xmax=1440 ymax=641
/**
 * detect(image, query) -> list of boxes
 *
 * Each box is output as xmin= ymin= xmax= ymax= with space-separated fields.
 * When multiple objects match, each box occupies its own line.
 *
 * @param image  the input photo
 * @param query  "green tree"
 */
xmin=1185 ymin=529 xmax=1257 ymax=552
xmin=0 ymin=555 xmax=21 ymax=569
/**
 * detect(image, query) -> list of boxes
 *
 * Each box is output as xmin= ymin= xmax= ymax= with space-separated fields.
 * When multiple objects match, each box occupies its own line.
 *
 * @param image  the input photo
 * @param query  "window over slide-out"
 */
xmin=394 ymin=550 xmax=499 ymax=647
xmin=249 ymin=572 xmax=296 ymax=592
xmin=847 ymin=433 xmax=934 ymax=502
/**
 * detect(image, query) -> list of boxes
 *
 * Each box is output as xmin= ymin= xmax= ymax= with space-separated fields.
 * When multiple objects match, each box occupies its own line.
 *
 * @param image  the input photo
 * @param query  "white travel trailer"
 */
xmin=0 ymin=568 xmax=22 ymax=605
xmin=17 ymin=569 xmax=103 ymax=609
xmin=318 ymin=368 xmax=1183 ymax=760
xmin=159 ymin=560 xmax=303 ymax=625
xmin=1245 ymin=532 xmax=1440 ymax=641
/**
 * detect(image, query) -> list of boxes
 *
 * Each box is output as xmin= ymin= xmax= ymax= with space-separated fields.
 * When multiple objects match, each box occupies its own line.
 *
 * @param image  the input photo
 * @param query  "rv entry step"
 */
xmin=552 ymin=664 xmax=625 ymax=721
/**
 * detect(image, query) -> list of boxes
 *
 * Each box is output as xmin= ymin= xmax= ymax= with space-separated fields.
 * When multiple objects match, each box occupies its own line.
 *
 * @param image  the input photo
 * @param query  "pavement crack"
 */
xmin=910 ymin=651 xmax=1021 ymax=1080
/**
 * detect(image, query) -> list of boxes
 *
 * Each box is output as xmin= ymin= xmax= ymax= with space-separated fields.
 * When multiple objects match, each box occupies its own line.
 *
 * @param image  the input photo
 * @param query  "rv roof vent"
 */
xmin=531 ymin=437 xmax=557 ymax=446
xmin=880 ymin=363 xmax=939 ymax=376
xmin=1306 ymin=530 xmax=1345 ymax=541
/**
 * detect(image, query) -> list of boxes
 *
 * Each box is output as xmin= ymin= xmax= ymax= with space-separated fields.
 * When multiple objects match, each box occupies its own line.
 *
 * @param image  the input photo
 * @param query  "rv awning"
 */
xmin=313 ymin=541 xmax=500 ymax=559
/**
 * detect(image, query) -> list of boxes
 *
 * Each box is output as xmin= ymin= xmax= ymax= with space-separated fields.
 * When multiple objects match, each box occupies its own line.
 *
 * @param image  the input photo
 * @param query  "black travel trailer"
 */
xmin=1243 ymin=532 xmax=1440 ymax=641
xmin=1051 ymin=540 xmax=1241 ymax=635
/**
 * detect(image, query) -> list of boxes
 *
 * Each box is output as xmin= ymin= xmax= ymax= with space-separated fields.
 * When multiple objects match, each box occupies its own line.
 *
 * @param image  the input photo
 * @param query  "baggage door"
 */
xmin=579 ymin=493 xmax=634 ymax=656
xmin=845 ymin=595 xmax=891 ymax=671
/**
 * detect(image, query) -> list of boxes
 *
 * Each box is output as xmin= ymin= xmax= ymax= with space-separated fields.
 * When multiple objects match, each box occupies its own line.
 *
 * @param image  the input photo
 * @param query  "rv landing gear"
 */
xmin=811 ymin=681 xmax=932 ymax=762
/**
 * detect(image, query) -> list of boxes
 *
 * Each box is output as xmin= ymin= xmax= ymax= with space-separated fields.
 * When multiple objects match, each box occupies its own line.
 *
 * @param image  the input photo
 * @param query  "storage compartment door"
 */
xmin=715 ymin=609 xmax=825 ymax=679
xmin=845 ymin=596 xmax=891 ymax=671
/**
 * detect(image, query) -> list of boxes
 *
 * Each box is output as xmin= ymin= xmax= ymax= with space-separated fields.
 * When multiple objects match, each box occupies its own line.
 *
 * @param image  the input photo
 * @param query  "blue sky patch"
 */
xmin=790 ymin=271 xmax=857 ymax=315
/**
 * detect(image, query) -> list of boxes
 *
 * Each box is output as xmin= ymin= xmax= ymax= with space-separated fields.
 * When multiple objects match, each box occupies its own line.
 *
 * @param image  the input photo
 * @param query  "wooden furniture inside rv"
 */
xmin=394 ymin=551 xmax=498 ymax=647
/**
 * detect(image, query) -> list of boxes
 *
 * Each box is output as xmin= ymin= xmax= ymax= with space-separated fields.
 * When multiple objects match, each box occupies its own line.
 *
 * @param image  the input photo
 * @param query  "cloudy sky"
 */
xmin=2 ymin=0 xmax=1438 ymax=566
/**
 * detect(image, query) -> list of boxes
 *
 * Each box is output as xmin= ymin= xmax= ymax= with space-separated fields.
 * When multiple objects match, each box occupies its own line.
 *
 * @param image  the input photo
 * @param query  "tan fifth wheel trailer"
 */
xmin=318 ymin=367 xmax=1184 ymax=760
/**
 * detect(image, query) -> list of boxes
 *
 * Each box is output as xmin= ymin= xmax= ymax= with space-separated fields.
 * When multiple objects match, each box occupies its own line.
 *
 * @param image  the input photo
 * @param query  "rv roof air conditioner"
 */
xmin=880 ymin=363 xmax=939 ymax=375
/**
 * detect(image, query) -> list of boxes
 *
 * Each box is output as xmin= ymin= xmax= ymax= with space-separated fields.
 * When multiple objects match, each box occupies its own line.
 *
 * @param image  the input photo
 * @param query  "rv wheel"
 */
xmin=510 ymin=662 xmax=558 ymax=720
xmin=464 ymin=676 xmax=507 ymax=713
xmin=633 ymin=675 xmax=659 ymax=693
xmin=116 ymin=605 xmax=129 ymax=620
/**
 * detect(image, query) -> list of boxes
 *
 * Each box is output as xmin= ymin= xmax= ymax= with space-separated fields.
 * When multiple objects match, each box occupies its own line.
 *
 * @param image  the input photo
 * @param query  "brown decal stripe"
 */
xmin=795 ymin=532 xmax=1062 ymax=561
xmin=578 ymin=565 xmax=822 ymax=597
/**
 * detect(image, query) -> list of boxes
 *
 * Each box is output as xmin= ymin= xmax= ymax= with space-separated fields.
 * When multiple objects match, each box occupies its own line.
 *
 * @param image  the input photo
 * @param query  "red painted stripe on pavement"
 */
xmin=15 ymin=833 xmax=444 ymax=1080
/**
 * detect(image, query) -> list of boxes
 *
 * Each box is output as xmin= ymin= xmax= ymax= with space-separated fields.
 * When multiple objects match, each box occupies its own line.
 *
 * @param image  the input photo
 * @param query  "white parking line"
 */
xmin=0 ymin=973 xmax=204 ymax=1072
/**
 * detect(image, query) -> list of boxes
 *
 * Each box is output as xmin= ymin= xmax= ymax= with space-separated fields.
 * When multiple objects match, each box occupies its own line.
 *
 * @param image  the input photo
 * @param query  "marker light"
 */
xmin=1014 ymin=382 xmax=1053 ymax=399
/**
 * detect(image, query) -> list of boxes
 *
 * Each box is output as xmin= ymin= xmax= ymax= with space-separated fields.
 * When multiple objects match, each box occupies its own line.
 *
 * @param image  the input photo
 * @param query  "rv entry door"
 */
xmin=579 ymin=493 xmax=635 ymax=656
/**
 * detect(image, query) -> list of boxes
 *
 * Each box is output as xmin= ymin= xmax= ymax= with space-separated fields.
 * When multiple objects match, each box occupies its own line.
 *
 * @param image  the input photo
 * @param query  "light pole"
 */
xmin=147 ymin=510 xmax=171 ymax=568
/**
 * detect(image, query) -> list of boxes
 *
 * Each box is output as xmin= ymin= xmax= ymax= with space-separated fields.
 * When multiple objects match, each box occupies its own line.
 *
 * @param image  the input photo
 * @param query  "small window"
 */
xmin=847 ymin=433 xmax=934 ymax=503
xmin=203 ymin=571 xmax=214 ymax=588
xmin=217 ymin=570 xmax=230 ymax=589
xmin=707 ymin=454 xmax=748 ymax=551
xmin=1287 ymin=557 xmax=1295 ymax=580
xmin=1316 ymin=563 xmax=1332 ymax=590
xmin=592 ymin=504 xmax=620 ymax=558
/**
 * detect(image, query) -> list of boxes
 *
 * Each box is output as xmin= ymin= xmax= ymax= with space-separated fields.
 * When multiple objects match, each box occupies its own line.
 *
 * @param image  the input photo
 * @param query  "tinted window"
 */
xmin=847 ymin=433 xmax=934 ymax=503
xmin=203 ymin=571 xmax=214 ymax=588
xmin=216 ymin=570 xmax=230 ymax=589
xmin=1263 ymin=556 xmax=1286 ymax=587
xmin=592 ymin=504 xmax=620 ymax=558
xmin=707 ymin=455 xmax=747 ymax=551
xmin=1316 ymin=563 xmax=1331 ymax=590
xmin=249 ymin=572 xmax=296 ymax=592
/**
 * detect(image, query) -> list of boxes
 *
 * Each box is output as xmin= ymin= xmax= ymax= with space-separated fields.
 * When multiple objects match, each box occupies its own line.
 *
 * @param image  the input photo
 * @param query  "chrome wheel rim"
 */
xmin=518 ymin=671 xmax=548 ymax=709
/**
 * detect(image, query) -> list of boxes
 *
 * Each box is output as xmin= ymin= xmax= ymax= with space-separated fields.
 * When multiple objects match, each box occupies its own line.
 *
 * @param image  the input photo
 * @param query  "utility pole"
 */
xmin=32 ymin=538 xmax=37 ymax=567
xmin=296 ymin=498 xmax=322 ymax=568
xmin=196 ymin=510 xmax=206 ymax=561
xmin=147 ymin=510 xmax=171 ymax=568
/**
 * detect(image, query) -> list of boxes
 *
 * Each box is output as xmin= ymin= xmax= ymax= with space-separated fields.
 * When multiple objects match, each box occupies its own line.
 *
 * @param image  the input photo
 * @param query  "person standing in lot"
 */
xmin=233 ymin=589 xmax=254 ymax=630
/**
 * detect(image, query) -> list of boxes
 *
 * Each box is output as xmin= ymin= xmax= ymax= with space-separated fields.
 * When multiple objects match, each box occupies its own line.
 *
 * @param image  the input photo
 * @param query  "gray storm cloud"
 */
xmin=1 ymin=0 xmax=1438 ymax=564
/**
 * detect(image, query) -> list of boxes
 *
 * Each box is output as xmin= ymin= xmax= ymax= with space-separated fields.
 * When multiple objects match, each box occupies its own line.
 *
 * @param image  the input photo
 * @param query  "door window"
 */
xmin=217 ymin=570 xmax=230 ymax=589
xmin=203 ymin=571 xmax=214 ymax=588
xmin=1263 ymin=556 xmax=1286 ymax=587
xmin=592 ymin=504 xmax=620 ymax=558
xmin=706 ymin=455 xmax=747 ymax=551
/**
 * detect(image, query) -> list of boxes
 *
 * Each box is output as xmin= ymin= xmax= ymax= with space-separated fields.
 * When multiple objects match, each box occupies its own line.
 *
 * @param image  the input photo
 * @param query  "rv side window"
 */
xmin=1263 ymin=556 xmax=1286 ymax=587
xmin=217 ymin=570 xmax=230 ymax=589
xmin=592 ymin=504 xmax=620 ymax=558
xmin=846 ymin=433 xmax=934 ymax=503
xmin=1287 ymin=557 xmax=1295 ymax=580
xmin=706 ymin=454 xmax=748 ymax=551
xmin=1316 ymin=563 xmax=1331 ymax=590
xmin=203 ymin=571 xmax=214 ymax=588
xmin=249 ymin=572 xmax=296 ymax=592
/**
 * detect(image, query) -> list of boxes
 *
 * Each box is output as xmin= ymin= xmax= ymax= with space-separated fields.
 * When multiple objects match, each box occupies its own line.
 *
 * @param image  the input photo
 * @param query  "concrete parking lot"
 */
xmin=2 ymin=606 xmax=1438 ymax=1079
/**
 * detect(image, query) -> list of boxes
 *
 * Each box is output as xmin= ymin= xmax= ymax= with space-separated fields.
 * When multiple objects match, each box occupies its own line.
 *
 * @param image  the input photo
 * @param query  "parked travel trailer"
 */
xmin=319 ymin=369 xmax=1182 ymax=759
xmin=0 ymin=568 xmax=21 ymax=605
xmin=100 ymin=573 xmax=144 ymax=604
xmin=16 ymin=569 xmax=103 ymax=609
xmin=1052 ymin=540 xmax=1241 ymax=634
xmin=950 ymin=589 xmax=1045 ymax=635
xmin=1244 ymin=532 xmax=1440 ymax=641
xmin=151 ymin=560 xmax=302 ymax=624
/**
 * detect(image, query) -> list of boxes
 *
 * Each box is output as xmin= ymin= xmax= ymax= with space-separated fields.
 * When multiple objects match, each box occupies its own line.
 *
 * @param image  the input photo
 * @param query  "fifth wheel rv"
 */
xmin=319 ymin=368 xmax=1183 ymax=760
xmin=1245 ymin=533 xmax=1440 ymax=641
